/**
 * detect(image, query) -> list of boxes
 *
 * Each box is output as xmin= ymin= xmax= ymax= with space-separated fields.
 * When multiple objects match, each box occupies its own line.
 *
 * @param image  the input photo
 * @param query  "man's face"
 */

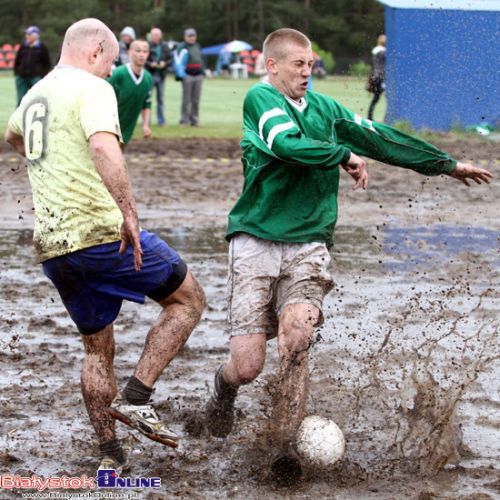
xmin=151 ymin=29 xmax=162 ymax=44
xmin=185 ymin=33 xmax=196 ymax=44
xmin=269 ymin=42 xmax=313 ymax=100
xmin=25 ymin=33 xmax=38 ymax=45
xmin=129 ymin=41 xmax=149 ymax=67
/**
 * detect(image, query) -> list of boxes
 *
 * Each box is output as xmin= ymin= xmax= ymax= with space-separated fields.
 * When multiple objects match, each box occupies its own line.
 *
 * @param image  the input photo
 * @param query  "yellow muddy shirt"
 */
xmin=8 ymin=66 xmax=124 ymax=262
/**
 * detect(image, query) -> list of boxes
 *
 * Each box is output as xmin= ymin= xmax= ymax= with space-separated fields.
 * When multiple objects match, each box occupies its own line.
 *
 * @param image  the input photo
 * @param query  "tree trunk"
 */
xmin=257 ymin=0 xmax=264 ymax=45
xmin=304 ymin=0 xmax=311 ymax=35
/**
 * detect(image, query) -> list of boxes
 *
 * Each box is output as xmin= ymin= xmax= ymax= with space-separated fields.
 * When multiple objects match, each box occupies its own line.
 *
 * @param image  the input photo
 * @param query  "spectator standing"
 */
xmin=145 ymin=28 xmax=171 ymax=126
xmin=367 ymin=34 xmax=386 ymax=121
xmin=254 ymin=51 xmax=267 ymax=79
xmin=108 ymin=40 xmax=153 ymax=144
xmin=175 ymin=28 xmax=204 ymax=126
xmin=14 ymin=26 xmax=52 ymax=105
xmin=115 ymin=26 xmax=136 ymax=67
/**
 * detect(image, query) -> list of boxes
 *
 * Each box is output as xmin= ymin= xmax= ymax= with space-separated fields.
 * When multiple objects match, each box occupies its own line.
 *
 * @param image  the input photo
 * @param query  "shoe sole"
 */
xmin=108 ymin=408 xmax=178 ymax=448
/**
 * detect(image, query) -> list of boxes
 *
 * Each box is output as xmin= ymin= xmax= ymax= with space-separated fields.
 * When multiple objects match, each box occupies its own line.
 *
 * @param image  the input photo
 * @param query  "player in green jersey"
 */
xmin=108 ymin=39 xmax=153 ymax=144
xmin=204 ymin=28 xmax=492 ymax=485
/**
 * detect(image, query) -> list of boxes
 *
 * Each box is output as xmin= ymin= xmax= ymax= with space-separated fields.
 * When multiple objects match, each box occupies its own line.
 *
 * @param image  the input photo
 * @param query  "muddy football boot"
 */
xmin=269 ymin=445 xmax=302 ymax=486
xmin=205 ymin=364 xmax=239 ymax=438
xmin=98 ymin=456 xmax=129 ymax=475
xmin=109 ymin=399 xmax=179 ymax=448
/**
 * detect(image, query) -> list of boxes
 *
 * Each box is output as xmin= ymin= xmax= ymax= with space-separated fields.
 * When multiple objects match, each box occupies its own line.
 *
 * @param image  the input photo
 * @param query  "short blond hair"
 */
xmin=263 ymin=28 xmax=311 ymax=61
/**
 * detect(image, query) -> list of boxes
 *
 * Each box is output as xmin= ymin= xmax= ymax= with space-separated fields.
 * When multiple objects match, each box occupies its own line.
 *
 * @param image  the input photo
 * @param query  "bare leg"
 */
xmin=205 ymin=333 xmax=267 ymax=437
xmin=272 ymin=303 xmax=319 ymax=448
xmin=81 ymin=324 xmax=117 ymax=443
xmin=134 ymin=271 xmax=205 ymax=386
xmin=223 ymin=333 xmax=267 ymax=386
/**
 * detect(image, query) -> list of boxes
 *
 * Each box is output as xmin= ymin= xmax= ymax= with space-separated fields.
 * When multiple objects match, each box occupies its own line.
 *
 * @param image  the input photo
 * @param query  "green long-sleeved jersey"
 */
xmin=227 ymin=82 xmax=457 ymax=247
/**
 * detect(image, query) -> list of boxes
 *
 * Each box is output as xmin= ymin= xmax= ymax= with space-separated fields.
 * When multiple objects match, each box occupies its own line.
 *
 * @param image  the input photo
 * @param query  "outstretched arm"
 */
xmin=449 ymin=162 xmax=492 ymax=186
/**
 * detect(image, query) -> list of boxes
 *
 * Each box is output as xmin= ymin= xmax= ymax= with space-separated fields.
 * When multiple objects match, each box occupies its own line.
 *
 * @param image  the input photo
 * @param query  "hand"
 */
xmin=342 ymin=152 xmax=368 ymax=190
xmin=143 ymin=125 xmax=152 ymax=139
xmin=450 ymin=162 xmax=492 ymax=186
xmin=119 ymin=215 xmax=143 ymax=271
xmin=158 ymin=61 xmax=166 ymax=69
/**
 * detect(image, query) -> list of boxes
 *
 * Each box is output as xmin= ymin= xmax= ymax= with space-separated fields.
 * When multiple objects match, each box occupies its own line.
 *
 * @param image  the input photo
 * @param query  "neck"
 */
xmin=269 ymin=79 xmax=301 ymax=102
xmin=130 ymin=62 xmax=143 ymax=75
xmin=58 ymin=55 xmax=86 ymax=72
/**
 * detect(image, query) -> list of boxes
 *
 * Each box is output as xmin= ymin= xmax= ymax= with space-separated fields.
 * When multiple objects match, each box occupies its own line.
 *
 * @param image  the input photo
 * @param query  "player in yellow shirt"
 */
xmin=5 ymin=18 xmax=205 ymax=473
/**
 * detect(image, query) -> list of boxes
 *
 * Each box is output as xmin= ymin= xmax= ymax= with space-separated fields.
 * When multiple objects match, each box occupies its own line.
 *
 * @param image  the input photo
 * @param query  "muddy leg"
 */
xmin=205 ymin=334 xmax=267 ymax=438
xmin=81 ymin=324 xmax=117 ymax=443
xmin=134 ymin=271 xmax=205 ymax=386
xmin=272 ymin=303 xmax=319 ymax=447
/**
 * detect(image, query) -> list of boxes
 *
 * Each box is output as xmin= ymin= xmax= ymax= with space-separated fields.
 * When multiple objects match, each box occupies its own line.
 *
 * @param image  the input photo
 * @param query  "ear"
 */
xmin=266 ymin=57 xmax=278 ymax=75
xmin=89 ymin=43 xmax=101 ymax=66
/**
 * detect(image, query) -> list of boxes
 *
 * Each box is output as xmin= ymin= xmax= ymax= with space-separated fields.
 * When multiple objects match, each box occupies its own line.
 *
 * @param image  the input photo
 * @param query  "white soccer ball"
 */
xmin=296 ymin=415 xmax=345 ymax=467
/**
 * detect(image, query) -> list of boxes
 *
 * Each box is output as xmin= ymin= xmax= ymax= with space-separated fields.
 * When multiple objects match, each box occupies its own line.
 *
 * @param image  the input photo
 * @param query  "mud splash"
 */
xmin=1 ymin=139 xmax=499 ymax=498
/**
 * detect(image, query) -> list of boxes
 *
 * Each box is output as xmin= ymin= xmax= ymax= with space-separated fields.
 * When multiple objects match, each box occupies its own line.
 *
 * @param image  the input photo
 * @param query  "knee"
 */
xmin=234 ymin=360 xmax=264 ymax=385
xmin=280 ymin=330 xmax=312 ymax=360
xmin=279 ymin=310 xmax=318 ymax=357
xmin=188 ymin=277 xmax=206 ymax=319
xmin=170 ymin=272 xmax=206 ymax=320
xmin=229 ymin=351 xmax=265 ymax=385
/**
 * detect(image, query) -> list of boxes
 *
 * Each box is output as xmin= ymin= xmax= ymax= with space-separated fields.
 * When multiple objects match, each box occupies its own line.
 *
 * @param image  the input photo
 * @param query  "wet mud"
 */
xmin=0 ymin=137 xmax=498 ymax=499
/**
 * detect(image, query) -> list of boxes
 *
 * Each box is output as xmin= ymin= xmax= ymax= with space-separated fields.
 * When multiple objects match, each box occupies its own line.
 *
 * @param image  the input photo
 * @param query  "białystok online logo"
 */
xmin=97 ymin=469 xmax=161 ymax=489
xmin=0 ymin=470 xmax=161 ymax=491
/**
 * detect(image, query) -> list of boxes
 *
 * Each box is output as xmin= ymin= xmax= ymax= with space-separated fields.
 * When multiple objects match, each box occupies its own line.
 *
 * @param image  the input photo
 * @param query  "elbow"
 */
xmin=89 ymin=132 xmax=119 ymax=159
xmin=5 ymin=128 xmax=16 ymax=148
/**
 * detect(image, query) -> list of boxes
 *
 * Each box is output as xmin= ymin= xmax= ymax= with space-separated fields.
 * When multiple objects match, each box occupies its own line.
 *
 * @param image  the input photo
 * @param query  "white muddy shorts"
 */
xmin=227 ymin=233 xmax=334 ymax=339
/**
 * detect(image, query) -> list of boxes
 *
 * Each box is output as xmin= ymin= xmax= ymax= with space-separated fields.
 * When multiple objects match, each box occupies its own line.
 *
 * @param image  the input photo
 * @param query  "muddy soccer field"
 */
xmin=0 ymin=137 xmax=498 ymax=499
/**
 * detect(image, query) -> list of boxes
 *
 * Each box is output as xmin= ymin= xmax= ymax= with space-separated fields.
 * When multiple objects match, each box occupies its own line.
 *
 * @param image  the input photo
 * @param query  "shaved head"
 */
xmin=59 ymin=18 xmax=118 ymax=77
xmin=263 ymin=28 xmax=311 ymax=62
xmin=62 ymin=18 xmax=117 ymax=57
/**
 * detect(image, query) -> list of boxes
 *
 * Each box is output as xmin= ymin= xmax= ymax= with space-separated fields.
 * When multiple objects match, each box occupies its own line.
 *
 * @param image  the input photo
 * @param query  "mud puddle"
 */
xmin=1 ymin=139 xmax=499 ymax=498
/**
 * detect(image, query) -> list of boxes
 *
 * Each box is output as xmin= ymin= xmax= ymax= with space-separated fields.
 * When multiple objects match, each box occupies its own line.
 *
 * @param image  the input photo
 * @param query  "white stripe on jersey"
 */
xmin=258 ymin=108 xmax=287 ymax=140
xmin=354 ymin=113 xmax=377 ymax=132
xmin=267 ymin=122 xmax=296 ymax=149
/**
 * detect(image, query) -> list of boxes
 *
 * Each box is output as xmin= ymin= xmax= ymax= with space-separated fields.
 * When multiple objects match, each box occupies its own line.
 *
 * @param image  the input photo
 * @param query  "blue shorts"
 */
xmin=42 ymin=231 xmax=187 ymax=335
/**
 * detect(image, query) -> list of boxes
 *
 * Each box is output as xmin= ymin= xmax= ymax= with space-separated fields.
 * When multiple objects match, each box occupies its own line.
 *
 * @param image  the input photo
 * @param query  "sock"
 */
xmin=99 ymin=439 xmax=126 ymax=465
xmin=123 ymin=376 xmax=153 ymax=405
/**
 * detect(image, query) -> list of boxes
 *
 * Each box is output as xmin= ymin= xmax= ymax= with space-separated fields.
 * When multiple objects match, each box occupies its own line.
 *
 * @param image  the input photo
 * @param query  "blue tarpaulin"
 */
xmin=201 ymin=44 xmax=227 ymax=56
xmin=377 ymin=0 xmax=500 ymax=130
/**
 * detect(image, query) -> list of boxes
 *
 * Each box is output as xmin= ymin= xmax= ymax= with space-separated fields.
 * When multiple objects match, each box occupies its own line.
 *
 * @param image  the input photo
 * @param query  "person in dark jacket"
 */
xmin=14 ymin=26 xmax=52 ymax=105
xmin=145 ymin=27 xmax=172 ymax=126
xmin=367 ymin=34 xmax=386 ymax=121
xmin=175 ymin=28 xmax=204 ymax=126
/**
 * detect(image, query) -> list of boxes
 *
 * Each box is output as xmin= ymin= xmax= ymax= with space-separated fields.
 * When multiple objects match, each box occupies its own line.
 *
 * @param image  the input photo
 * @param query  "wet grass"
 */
xmin=0 ymin=71 xmax=385 ymax=139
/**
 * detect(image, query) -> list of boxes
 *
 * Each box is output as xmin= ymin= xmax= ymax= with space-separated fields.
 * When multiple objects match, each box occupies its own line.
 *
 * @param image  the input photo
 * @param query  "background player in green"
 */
xmin=204 ymin=28 xmax=493 ymax=485
xmin=108 ymin=39 xmax=153 ymax=144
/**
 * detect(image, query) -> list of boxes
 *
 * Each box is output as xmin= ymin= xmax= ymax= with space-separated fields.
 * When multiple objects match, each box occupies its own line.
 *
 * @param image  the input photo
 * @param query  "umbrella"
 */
xmin=223 ymin=40 xmax=253 ymax=53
